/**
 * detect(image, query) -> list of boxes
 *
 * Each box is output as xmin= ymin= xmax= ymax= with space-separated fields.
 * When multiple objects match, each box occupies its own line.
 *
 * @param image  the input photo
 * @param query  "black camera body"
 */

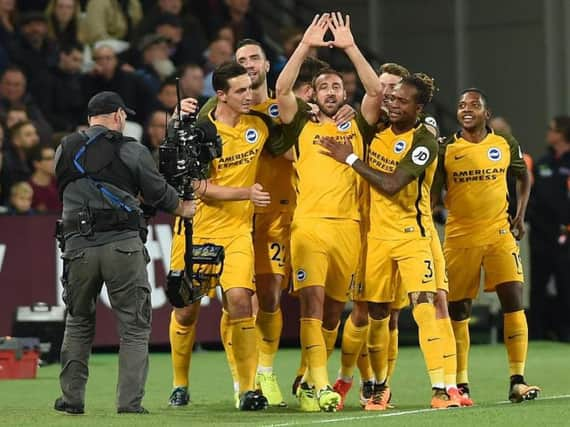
xmin=159 ymin=108 xmax=224 ymax=306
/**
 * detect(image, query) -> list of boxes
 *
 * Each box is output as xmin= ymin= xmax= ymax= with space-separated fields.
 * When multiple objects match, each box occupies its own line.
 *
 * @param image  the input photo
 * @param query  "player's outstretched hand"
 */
xmin=333 ymin=104 xmax=356 ymax=125
xmin=328 ymin=12 xmax=355 ymax=49
xmin=174 ymin=97 xmax=199 ymax=118
xmin=249 ymin=183 xmax=271 ymax=207
xmin=301 ymin=13 xmax=332 ymax=48
xmin=318 ymin=136 xmax=354 ymax=164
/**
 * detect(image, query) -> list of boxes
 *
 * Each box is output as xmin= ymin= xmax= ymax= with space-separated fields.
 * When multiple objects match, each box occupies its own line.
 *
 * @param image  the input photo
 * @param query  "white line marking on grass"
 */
xmin=269 ymin=394 xmax=570 ymax=426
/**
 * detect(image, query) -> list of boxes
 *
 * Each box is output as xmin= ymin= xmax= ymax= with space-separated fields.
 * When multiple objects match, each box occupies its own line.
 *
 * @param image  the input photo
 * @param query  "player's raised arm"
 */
xmin=276 ymin=13 xmax=330 ymax=124
xmin=193 ymin=180 xmax=270 ymax=207
xmin=328 ymin=12 xmax=382 ymax=125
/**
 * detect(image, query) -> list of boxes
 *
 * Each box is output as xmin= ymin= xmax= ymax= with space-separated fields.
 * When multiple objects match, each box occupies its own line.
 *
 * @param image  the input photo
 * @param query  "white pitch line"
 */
xmin=268 ymin=394 xmax=570 ymax=426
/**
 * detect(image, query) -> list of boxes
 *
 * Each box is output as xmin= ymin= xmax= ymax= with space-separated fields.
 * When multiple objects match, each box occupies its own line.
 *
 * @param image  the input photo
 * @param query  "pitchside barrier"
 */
xmin=0 ymin=215 xmax=529 ymax=349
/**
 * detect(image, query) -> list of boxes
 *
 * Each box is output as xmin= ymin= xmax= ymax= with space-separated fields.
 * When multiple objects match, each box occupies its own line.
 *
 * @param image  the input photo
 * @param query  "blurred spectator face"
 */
xmin=60 ymin=48 xmax=83 ymax=73
xmin=208 ymin=39 xmax=233 ymax=67
xmin=489 ymin=116 xmax=512 ymax=134
xmin=340 ymin=70 xmax=357 ymax=102
xmin=6 ymin=109 xmax=28 ymax=128
xmin=21 ymin=19 xmax=48 ymax=48
xmin=159 ymin=0 xmax=182 ymax=15
xmin=158 ymin=84 xmax=178 ymax=110
xmin=10 ymin=182 xmax=33 ymax=213
xmin=93 ymin=46 xmax=118 ymax=80
xmin=236 ymin=43 xmax=269 ymax=90
xmin=12 ymin=122 xmax=40 ymax=150
xmin=54 ymin=0 xmax=75 ymax=25
xmin=156 ymin=23 xmax=183 ymax=45
xmin=0 ymin=0 xmax=15 ymax=15
xmin=180 ymin=66 xmax=204 ymax=97
xmin=227 ymin=0 xmax=250 ymax=16
xmin=282 ymin=31 xmax=316 ymax=58
xmin=546 ymin=119 xmax=568 ymax=147
xmin=147 ymin=111 xmax=168 ymax=148
xmin=217 ymin=26 xmax=235 ymax=49
xmin=34 ymin=146 xmax=56 ymax=176
xmin=143 ymin=41 xmax=170 ymax=65
xmin=0 ymin=70 xmax=26 ymax=102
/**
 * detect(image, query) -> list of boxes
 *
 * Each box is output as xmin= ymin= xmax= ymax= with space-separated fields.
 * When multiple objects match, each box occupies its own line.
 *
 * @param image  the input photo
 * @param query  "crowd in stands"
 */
xmin=0 ymin=0 xmax=319 ymax=214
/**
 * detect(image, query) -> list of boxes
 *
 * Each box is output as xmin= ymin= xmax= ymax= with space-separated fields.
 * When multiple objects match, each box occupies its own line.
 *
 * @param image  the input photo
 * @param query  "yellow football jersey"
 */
xmin=438 ymin=129 xmax=526 ymax=248
xmin=368 ymin=124 xmax=438 ymax=240
xmin=192 ymin=111 xmax=270 ymax=238
xmin=251 ymin=98 xmax=296 ymax=214
xmin=284 ymin=110 xmax=376 ymax=221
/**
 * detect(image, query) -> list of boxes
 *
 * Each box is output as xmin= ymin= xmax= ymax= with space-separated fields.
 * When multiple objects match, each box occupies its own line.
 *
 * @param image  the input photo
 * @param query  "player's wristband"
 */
xmin=345 ymin=153 xmax=359 ymax=166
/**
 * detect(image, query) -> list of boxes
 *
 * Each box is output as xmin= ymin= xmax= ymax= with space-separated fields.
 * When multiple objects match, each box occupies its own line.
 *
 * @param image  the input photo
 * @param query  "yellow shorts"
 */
xmin=363 ymin=237 xmax=436 ymax=304
xmin=170 ymin=219 xmax=254 ymax=292
xmin=444 ymin=232 xmax=524 ymax=302
xmin=253 ymin=211 xmax=292 ymax=279
xmin=291 ymin=218 xmax=360 ymax=302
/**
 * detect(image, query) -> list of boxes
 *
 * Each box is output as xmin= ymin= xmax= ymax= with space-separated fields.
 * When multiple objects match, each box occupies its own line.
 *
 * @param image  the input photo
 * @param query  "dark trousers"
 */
xmin=59 ymin=237 xmax=151 ymax=411
xmin=529 ymin=234 xmax=570 ymax=341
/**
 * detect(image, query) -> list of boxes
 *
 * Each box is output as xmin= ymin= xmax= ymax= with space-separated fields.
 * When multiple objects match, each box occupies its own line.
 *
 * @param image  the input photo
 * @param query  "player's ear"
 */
xmin=485 ymin=109 xmax=491 ymax=120
xmin=265 ymin=60 xmax=270 ymax=73
xmin=216 ymin=89 xmax=227 ymax=103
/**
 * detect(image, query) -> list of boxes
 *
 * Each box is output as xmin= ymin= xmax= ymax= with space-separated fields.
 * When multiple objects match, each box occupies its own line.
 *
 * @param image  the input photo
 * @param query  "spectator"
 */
xmin=135 ymin=34 xmax=175 ymax=93
xmin=217 ymin=0 xmax=265 ymax=52
xmin=0 ymin=0 xmax=17 ymax=44
xmin=83 ymin=0 xmax=142 ymax=45
xmin=155 ymin=77 xmax=177 ymax=111
xmin=153 ymin=12 xmax=206 ymax=67
xmin=4 ymin=105 xmax=28 ymax=129
xmin=0 ymin=123 xmax=5 ymax=205
xmin=216 ymin=25 xmax=235 ymax=49
xmin=178 ymin=63 xmax=208 ymax=107
xmin=28 ymin=144 xmax=61 ymax=213
xmin=339 ymin=68 xmax=361 ymax=109
xmin=1 ymin=120 xmax=40 ymax=203
xmin=202 ymin=38 xmax=233 ymax=97
xmin=0 ymin=66 xmax=53 ymax=145
xmin=35 ymin=42 xmax=85 ymax=132
xmin=45 ymin=0 xmax=85 ymax=46
xmin=6 ymin=12 xmax=59 ymax=85
xmin=81 ymin=44 xmax=155 ymax=124
xmin=5 ymin=180 xmax=35 ymax=215
xmin=142 ymin=109 xmax=168 ymax=166
xmin=270 ymin=27 xmax=317 ymax=84
xmin=528 ymin=115 xmax=570 ymax=342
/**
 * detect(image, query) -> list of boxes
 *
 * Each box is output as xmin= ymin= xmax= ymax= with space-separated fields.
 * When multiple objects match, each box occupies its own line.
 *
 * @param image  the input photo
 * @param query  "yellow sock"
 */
xmin=357 ymin=339 xmax=374 ymax=382
xmin=386 ymin=327 xmax=399 ymax=384
xmin=256 ymin=308 xmax=283 ymax=369
xmin=504 ymin=310 xmax=528 ymax=376
xmin=322 ymin=322 xmax=339 ymax=359
xmin=220 ymin=309 xmax=238 ymax=387
xmin=412 ymin=303 xmax=444 ymax=387
xmin=296 ymin=354 xmax=307 ymax=377
xmin=230 ymin=316 xmax=258 ymax=393
xmin=452 ymin=318 xmax=470 ymax=384
xmin=300 ymin=317 xmax=329 ymax=390
xmin=367 ymin=316 xmax=390 ymax=384
xmin=437 ymin=317 xmax=457 ymax=387
xmin=169 ymin=311 xmax=196 ymax=388
xmin=340 ymin=317 xmax=368 ymax=379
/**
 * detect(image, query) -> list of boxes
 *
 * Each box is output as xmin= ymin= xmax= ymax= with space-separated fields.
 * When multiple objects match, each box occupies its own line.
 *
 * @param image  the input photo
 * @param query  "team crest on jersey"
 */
xmin=337 ymin=121 xmax=351 ymax=132
xmin=488 ymin=147 xmax=502 ymax=161
xmin=411 ymin=146 xmax=430 ymax=165
xmin=424 ymin=116 xmax=438 ymax=129
xmin=267 ymin=103 xmax=279 ymax=118
xmin=394 ymin=140 xmax=407 ymax=154
xmin=245 ymin=128 xmax=259 ymax=144
xmin=296 ymin=269 xmax=307 ymax=282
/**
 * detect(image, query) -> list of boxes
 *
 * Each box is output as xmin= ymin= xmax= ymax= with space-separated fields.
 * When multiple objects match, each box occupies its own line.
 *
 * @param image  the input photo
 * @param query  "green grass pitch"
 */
xmin=0 ymin=342 xmax=568 ymax=426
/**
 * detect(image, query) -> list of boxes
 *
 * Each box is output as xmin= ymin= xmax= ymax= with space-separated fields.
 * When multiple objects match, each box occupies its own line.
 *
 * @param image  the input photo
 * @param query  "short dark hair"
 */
xmin=9 ymin=120 xmax=34 ymax=138
xmin=294 ymin=57 xmax=329 ymax=90
xmin=159 ymin=76 xmax=177 ymax=92
xmin=212 ymin=61 xmax=248 ymax=92
xmin=459 ymin=87 xmax=489 ymax=107
xmin=29 ymin=144 xmax=51 ymax=163
xmin=552 ymin=115 xmax=570 ymax=142
xmin=378 ymin=62 xmax=410 ymax=78
xmin=401 ymin=73 xmax=437 ymax=105
xmin=178 ymin=63 xmax=202 ymax=76
xmin=0 ymin=65 xmax=26 ymax=81
xmin=311 ymin=68 xmax=344 ymax=90
xmin=60 ymin=42 xmax=83 ymax=55
xmin=236 ymin=38 xmax=265 ymax=55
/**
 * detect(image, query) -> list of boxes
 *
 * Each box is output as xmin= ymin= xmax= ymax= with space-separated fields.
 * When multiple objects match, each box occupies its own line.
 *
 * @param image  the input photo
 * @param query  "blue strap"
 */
xmin=73 ymin=128 xmax=133 ymax=212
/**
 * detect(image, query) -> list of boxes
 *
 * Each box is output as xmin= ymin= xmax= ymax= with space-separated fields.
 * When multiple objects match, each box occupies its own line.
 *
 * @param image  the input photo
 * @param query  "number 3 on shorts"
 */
xmin=423 ymin=259 xmax=434 ymax=282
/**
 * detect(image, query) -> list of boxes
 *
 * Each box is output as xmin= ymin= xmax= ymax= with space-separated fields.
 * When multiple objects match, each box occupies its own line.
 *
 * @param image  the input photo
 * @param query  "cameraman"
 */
xmin=53 ymin=91 xmax=196 ymax=415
